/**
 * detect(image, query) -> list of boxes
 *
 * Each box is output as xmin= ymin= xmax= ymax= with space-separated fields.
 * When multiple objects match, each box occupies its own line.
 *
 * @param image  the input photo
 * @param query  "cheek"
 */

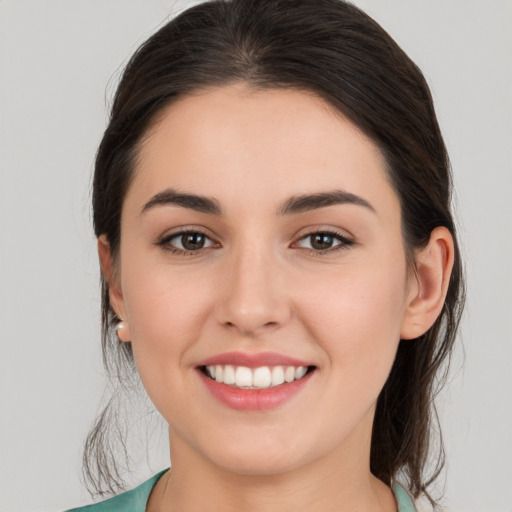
xmin=119 ymin=260 xmax=215 ymax=408
xmin=300 ymin=254 xmax=408 ymax=383
xmin=125 ymin=275 xmax=197 ymax=345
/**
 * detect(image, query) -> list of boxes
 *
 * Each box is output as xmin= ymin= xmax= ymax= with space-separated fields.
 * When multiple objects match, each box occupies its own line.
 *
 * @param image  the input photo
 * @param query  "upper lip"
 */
xmin=196 ymin=351 xmax=313 ymax=368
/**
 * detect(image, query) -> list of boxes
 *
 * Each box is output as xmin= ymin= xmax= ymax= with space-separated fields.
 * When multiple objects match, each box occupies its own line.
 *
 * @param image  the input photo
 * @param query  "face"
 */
xmin=107 ymin=84 xmax=417 ymax=477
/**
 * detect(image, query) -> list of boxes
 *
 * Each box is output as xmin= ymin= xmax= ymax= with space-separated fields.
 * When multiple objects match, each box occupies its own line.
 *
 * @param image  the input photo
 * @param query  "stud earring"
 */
xmin=115 ymin=321 xmax=131 ymax=342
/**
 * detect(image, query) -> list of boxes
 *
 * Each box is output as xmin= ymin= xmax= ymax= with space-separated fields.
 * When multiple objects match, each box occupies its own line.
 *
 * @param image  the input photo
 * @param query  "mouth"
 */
xmin=195 ymin=352 xmax=317 ymax=410
xmin=199 ymin=364 xmax=316 ymax=390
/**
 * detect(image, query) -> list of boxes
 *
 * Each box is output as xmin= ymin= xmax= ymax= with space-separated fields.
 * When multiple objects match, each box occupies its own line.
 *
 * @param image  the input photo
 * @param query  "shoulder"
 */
xmin=65 ymin=470 xmax=168 ymax=512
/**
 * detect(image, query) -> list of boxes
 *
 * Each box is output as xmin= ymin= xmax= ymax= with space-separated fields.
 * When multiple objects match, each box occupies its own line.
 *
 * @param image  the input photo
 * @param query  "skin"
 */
xmin=99 ymin=84 xmax=454 ymax=511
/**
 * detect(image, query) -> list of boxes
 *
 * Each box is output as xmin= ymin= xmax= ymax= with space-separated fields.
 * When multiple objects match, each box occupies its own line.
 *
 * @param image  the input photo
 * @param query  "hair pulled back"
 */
xmin=87 ymin=0 xmax=464 ymax=503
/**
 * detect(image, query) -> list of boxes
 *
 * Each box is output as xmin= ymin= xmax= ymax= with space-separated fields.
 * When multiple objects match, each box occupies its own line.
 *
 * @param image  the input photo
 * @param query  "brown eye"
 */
xmin=295 ymin=231 xmax=353 ymax=253
xmin=159 ymin=230 xmax=216 ymax=253
xmin=310 ymin=233 xmax=336 ymax=250
xmin=181 ymin=232 xmax=206 ymax=250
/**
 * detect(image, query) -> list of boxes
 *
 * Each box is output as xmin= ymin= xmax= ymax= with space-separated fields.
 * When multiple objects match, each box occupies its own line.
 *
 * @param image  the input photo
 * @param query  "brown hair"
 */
xmin=86 ymin=0 xmax=465 ymax=504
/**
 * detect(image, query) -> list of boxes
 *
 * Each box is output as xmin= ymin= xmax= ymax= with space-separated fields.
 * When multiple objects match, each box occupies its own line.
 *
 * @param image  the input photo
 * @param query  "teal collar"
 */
xmin=392 ymin=481 xmax=417 ymax=512
xmin=67 ymin=470 xmax=416 ymax=512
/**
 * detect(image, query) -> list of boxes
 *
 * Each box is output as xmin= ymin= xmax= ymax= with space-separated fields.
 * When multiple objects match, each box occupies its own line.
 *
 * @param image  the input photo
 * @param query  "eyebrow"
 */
xmin=141 ymin=188 xmax=375 ymax=216
xmin=142 ymin=189 xmax=222 ymax=215
xmin=278 ymin=190 xmax=375 ymax=215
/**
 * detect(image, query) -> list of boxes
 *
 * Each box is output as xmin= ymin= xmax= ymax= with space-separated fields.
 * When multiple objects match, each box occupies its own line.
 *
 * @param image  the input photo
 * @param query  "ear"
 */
xmin=400 ymin=226 xmax=455 ymax=340
xmin=97 ymin=235 xmax=131 ymax=342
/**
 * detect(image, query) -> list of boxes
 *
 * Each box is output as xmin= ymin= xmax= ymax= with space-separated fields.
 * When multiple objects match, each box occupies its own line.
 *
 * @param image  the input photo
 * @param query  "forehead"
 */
xmin=129 ymin=84 xmax=397 ymax=217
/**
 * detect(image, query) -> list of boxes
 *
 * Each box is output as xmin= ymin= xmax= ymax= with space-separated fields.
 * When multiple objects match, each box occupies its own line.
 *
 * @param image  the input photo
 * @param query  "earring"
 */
xmin=115 ymin=321 xmax=131 ymax=342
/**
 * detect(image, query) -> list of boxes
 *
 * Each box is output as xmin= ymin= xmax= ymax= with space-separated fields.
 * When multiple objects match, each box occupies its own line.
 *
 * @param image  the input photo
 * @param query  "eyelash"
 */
xmin=156 ymin=228 xmax=218 ymax=256
xmin=156 ymin=228 xmax=354 ymax=256
xmin=295 ymin=229 xmax=354 ymax=256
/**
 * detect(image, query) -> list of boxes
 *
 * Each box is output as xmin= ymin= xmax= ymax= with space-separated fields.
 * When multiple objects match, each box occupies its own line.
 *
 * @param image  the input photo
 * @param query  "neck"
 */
xmin=148 ymin=426 xmax=397 ymax=512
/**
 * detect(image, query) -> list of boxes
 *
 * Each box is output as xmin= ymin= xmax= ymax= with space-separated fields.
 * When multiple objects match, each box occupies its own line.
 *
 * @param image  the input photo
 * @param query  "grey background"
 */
xmin=1 ymin=1 xmax=511 ymax=511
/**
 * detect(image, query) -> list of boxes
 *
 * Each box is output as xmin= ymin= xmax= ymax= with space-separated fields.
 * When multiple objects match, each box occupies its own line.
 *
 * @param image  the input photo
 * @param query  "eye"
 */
xmin=295 ymin=230 xmax=353 ymax=253
xmin=158 ymin=230 xmax=217 ymax=253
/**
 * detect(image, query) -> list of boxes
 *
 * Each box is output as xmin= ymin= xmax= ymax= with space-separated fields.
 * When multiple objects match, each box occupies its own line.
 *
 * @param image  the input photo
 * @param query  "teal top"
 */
xmin=67 ymin=470 xmax=417 ymax=511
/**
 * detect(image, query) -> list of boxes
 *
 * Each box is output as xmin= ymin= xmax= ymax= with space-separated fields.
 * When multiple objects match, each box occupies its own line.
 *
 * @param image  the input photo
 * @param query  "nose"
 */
xmin=214 ymin=245 xmax=291 ymax=336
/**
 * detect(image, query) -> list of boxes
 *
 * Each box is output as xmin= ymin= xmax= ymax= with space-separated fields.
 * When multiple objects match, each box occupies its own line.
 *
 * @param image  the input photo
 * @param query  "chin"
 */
xmin=199 ymin=426 xmax=332 ymax=478
xmin=180 ymin=425 xmax=305 ymax=476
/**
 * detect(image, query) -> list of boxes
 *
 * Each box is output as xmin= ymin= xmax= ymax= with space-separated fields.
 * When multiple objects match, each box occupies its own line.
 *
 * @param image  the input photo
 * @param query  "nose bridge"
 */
xmin=215 ymin=235 xmax=290 ymax=335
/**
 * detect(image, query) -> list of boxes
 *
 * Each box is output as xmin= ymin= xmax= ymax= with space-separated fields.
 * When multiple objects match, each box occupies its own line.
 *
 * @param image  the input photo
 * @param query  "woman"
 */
xmin=68 ymin=0 xmax=464 ymax=510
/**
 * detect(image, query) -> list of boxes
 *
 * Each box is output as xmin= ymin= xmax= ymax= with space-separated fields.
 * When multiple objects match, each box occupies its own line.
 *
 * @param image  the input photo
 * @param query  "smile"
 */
xmin=202 ymin=364 xmax=312 ymax=389
xmin=196 ymin=352 xmax=316 ymax=410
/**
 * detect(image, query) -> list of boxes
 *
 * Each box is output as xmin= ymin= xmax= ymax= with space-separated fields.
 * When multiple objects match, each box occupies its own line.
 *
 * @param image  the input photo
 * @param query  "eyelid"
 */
xmin=156 ymin=226 xmax=220 ymax=254
xmin=154 ymin=225 xmax=354 ymax=256
xmin=291 ymin=227 xmax=355 ymax=254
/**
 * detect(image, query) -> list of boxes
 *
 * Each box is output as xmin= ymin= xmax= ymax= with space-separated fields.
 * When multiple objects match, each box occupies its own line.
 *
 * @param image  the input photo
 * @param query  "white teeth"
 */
xmin=215 ymin=365 xmax=224 ymax=383
xmin=204 ymin=364 xmax=311 ymax=389
xmin=235 ymin=366 xmax=253 ymax=387
xmin=223 ymin=364 xmax=235 ymax=385
xmin=295 ymin=366 xmax=307 ymax=379
xmin=284 ymin=366 xmax=295 ymax=383
xmin=253 ymin=367 xmax=272 ymax=388
xmin=271 ymin=366 xmax=285 ymax=386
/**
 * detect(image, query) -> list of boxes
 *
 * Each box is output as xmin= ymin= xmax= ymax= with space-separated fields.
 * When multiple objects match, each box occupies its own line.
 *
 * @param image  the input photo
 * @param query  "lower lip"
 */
xmin=198 ymin=370 xmax=314 ymax=411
